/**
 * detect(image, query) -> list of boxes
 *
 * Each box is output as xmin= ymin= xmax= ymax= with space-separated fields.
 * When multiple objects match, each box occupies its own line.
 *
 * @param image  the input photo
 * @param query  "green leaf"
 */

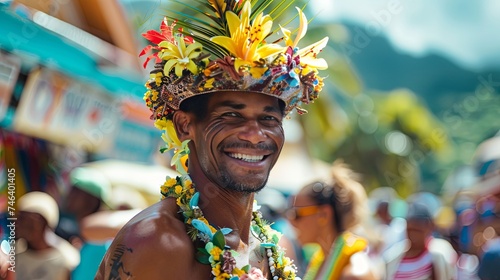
xmin=183 ymin=210 xmax=193 ymax=218
xmin=197 ymin=247 xmax=209 ymax=255
xmin=272 ymin=234 xmax=280 ymax=245
xmin=241 ymin=264 xmax=250 ymax=273
xmin=195 ymin=247 xmax=210 ymax=264
xmin=251 ymin=225 xmax=261 ymax=235
xmin=212 ymin=230 xmax=225 ymax=249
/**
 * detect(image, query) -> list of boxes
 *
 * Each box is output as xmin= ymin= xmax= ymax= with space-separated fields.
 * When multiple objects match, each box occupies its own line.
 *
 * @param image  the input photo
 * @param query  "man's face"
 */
xmin=191 ymin=91 xmax=285 ymax=193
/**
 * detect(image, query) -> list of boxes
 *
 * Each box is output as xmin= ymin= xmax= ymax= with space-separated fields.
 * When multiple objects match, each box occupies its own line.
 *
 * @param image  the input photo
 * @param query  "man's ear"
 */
xmin=172 ymin=111 xmax=194 ymax=141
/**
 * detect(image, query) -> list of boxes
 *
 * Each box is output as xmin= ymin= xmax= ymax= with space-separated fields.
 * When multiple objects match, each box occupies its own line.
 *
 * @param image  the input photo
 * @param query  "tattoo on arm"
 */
xmin=108 ymin=244 xmax=133 ymax=280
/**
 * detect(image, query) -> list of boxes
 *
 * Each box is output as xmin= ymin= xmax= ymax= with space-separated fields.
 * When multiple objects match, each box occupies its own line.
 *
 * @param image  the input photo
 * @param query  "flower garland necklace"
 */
xmin=156 ymin=118 xmax=299 ymax=279
xmin=160 ymin=174 xmax=300 ymax=280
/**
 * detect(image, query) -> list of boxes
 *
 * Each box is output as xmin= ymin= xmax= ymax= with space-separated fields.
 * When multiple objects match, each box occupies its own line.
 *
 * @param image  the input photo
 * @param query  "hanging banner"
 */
xmin=0 ymin=52 xmax=21 ymax=121
xmin=13 ymin=68 xmax=120 ymax=152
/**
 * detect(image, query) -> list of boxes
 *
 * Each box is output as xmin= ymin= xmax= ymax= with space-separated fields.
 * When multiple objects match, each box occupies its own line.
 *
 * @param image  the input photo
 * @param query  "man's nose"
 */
xmin=237 ymin=121 xmax=267 ymax=144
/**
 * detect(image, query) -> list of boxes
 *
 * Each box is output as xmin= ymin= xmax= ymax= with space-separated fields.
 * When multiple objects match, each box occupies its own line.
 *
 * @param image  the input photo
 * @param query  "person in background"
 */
xmin=287 ymin=161 xmax=379 ymax=280
xmin=57 ymin=166 xmax=112 ymax=245
xmin=372 ymin=199 xmax=407 ymax=255
xmin=15 ymin=191 xmax=80 ymax=280
xmin=384 ymin=201 xmax=456 ymax=280
xmin=57 ymin=167 xmax=112 ymax=280
xmin=376 ymin=200 xmax=392 ymax=225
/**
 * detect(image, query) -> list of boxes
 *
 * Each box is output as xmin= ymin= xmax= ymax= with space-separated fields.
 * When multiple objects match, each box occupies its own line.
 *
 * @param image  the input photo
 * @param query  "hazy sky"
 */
xmin=310 ymin=0 xmax=500 ymax=71
xmin=121 ymin=0 xmax=500 ymax=71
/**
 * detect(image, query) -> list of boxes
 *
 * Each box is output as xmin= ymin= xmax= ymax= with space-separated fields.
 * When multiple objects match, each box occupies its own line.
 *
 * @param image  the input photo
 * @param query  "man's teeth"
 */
xmin=228 ymin=153 xmax=264 ymax=162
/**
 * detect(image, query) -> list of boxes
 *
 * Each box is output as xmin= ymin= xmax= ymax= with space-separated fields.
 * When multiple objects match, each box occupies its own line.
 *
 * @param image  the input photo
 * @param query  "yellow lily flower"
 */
xmin=280 ymin=7 xmax=308 ymax=49
xmin=211 ymin=1 xmax=283 ymax=76
xmin=296 ymin=37 xmax=329 ymax=70
xmin=160 ymin=120 xmax=182 ymax=149
xmin=280 ymin=7 xmax=329 ymax=70
xmin=154 ymin=118 xmax=170 ymax=131
xmin=159 ymin=36 xmax=203 ymax=77
xmin=157 ymin=119 xmax=190 ymax=174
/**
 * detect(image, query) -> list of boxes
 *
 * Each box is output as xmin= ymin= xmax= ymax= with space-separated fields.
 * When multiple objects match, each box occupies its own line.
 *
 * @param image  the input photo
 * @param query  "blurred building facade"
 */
xmin=0 ymin=0 xmax=165 ymax=234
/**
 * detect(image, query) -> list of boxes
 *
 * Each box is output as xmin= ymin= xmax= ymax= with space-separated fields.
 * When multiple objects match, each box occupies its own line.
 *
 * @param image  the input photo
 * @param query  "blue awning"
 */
xmin=0 ymin=4 xmax=145 ymax=98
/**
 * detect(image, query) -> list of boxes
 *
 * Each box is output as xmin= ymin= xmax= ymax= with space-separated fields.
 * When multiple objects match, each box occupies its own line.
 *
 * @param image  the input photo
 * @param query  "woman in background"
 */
xmin=287 ymin=161 xmax=381 ymax=280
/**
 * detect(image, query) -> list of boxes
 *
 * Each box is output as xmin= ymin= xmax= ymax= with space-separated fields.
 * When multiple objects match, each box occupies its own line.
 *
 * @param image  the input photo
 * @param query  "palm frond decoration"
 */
xmin=162 ymin=0 xmax=305 ymax=59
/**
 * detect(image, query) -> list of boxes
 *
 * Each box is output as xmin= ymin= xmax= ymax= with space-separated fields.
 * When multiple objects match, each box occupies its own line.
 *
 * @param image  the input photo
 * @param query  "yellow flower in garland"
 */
xmin=212 ymin=263 xmax=221 ymax=277
xmin=160 ymin=178 xmax=178 ymax=195
xmin=160 ymin=184 xmax=168 ymax=194
xmin=165 ymin=177 xmax=178 ymax=188
xmin=211 ymin=1 xmax=283 ymax=77
xmin=174 ymin=185 xmax=183 ymax=195
xmin=159 ymin=174 xmax=299 ymax=280
xmin=197 ymin=217 xmax=217 ymax=233
xmin=232 ymin=267 xmax=246 ymax=277
xmin=216 ymin=273 xmax=231 ymax=280
xmin=210 ymin=246 xmax=222 ymax=261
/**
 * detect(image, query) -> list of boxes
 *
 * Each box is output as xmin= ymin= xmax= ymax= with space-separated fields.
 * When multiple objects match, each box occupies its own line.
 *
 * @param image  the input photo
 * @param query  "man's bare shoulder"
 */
xmin=120 ymin=198 xmax=190 ymax=242
xmin=95 ymin=199 xmax=197 ymax=279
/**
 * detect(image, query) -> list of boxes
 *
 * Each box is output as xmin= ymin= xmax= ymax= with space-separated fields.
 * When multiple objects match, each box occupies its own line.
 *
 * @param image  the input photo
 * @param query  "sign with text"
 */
xmin=13 ymin=68 xmax=120 ymax=152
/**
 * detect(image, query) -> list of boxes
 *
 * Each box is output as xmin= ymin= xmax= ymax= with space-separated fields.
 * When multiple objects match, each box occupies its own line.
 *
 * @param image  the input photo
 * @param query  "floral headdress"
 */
xmin=142 ymin=0 xmax=329 ymax=173
xmin=142 ymin=0 xmax=329 ymax=121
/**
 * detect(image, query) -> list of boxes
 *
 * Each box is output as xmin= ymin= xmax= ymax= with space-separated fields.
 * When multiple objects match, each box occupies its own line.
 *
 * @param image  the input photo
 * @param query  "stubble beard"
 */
xmin=205 ymin=164 xmax=269 ymax=194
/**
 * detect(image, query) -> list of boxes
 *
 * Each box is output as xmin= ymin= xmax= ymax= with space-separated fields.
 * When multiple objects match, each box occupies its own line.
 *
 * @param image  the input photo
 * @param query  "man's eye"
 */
xmin=222 ymin=112 xmax=239 ymax=117
xmin=262 ymin=116 xmax=280 ymax=122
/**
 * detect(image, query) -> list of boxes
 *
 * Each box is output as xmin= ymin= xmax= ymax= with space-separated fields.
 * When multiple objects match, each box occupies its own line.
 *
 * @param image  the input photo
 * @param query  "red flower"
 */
xmin=139 ymin=18 xmax=195 ymax=68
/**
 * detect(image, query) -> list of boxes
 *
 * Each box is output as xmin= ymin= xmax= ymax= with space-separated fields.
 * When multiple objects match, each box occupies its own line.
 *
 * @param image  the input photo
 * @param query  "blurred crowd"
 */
xmin=255 ymin=135 xmax=500 ymax=280
xmin=0 ymin=166 xmax=143 ymax=280
xmin=1 ymin=134 xmax=500 ymax=280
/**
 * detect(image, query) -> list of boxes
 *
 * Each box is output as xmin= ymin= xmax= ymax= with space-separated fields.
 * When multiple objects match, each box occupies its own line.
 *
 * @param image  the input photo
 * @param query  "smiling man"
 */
xmin=95 ymin=0 xmax=328 ymax=279
xmin=189 ymin=92 xmax=284 ymax=194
